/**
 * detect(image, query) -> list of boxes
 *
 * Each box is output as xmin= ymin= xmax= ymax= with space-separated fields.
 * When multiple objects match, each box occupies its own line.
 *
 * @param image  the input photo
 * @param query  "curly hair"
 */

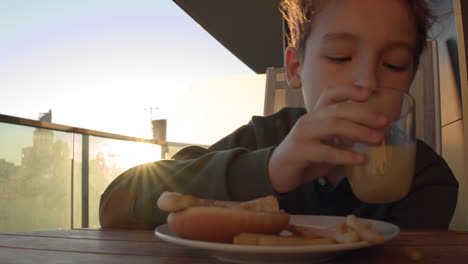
xmin=279 ymin=0 xmax=436 ymax=65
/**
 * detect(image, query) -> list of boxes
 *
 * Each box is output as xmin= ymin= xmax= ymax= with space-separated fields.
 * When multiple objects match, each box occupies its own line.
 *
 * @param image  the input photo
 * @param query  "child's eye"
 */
xmin=384 ymin=63 xmax=407 ymax=72
xmin=326 ymin=56 xmax=351 ymax=63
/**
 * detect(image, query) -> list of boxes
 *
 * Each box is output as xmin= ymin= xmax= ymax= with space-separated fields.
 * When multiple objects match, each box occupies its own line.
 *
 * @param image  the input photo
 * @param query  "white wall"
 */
xmin=166 ymin=74 xmax=266 ymax=145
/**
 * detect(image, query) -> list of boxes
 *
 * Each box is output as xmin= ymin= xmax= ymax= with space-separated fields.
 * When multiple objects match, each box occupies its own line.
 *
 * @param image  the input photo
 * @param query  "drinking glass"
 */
xmin=343 ymin=88 xmax=416 ymax=204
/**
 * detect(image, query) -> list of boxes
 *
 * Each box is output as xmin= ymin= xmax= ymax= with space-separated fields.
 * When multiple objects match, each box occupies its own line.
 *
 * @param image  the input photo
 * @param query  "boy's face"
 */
xmin=286 ymin=0 xmax=418 ymax=111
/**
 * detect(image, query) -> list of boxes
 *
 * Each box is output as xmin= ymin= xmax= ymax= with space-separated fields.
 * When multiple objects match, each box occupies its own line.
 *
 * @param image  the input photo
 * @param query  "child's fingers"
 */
xmin=320 ymin=101 xmax=388 ymax=129
xmin=305 ymin=118 xmax=384 ymax=145
xmin=314 ymin=85 xmax=373 ymax=109
xmin=305 ymin=144 xmax=367 ymax=166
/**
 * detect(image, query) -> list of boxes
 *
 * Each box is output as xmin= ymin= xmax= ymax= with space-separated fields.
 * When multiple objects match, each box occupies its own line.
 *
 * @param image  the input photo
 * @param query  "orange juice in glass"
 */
xmin=344 ymin=88 xmax=416 ymax=204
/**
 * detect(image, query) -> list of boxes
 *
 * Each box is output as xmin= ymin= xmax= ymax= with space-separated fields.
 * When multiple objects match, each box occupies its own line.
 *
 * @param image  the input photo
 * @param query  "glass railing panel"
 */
xmin=87 ymin=135 xmax=161 ymax=228
xmin=0 ymin=122 xmax=73 ymax=232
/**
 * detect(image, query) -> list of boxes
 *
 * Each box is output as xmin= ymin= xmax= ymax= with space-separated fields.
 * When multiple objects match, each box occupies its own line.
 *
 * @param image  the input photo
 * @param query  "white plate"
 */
xmin=154 ymin=215 xmax=399 ymax=264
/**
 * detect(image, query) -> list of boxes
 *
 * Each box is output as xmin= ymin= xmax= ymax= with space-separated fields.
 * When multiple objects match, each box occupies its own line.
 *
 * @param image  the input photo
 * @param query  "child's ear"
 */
xmin=285 ymin=47 xmax=302 ymax=89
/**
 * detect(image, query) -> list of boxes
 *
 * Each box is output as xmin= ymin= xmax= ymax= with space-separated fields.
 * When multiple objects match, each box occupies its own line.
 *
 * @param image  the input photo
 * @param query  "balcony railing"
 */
xmin=0 ymin=114 xmax=163 ymax=232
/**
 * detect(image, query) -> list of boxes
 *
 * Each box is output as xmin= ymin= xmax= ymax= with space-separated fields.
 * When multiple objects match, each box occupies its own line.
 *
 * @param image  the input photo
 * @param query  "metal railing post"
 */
xmin=81 ymin=135 xmax=89 ymax=228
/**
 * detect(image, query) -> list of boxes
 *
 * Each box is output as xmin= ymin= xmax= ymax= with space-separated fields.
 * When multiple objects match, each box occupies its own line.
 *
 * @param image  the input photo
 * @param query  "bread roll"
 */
xmin=157 ymin=192 xmax=290 ymax=243
xmin=168 ymin=206 xmax=290 ymax=243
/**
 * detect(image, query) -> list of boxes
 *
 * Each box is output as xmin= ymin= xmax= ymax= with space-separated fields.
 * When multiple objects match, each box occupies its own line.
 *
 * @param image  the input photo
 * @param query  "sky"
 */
xmin=0 ymin=0 xmax=256 ymax=141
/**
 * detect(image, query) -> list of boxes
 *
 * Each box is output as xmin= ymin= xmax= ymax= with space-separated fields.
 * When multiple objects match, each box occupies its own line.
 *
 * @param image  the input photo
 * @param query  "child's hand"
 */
xmin=268 ymin=85 xmax=388 ymax=193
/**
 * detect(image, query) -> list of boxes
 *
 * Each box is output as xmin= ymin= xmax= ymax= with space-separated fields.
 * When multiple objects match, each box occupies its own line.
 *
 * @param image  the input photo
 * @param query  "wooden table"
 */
xmin=1 ymin=228 xmax=467 ymax=263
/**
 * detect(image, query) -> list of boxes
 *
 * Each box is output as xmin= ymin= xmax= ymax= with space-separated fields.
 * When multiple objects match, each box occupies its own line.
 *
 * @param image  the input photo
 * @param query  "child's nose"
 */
xmin=352 ymin=59 xmax=379 ymax=89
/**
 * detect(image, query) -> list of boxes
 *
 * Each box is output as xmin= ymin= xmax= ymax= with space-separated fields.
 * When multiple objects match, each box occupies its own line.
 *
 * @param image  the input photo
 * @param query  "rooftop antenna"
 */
xmin=144 ymin=106 xmax=160 ymax=121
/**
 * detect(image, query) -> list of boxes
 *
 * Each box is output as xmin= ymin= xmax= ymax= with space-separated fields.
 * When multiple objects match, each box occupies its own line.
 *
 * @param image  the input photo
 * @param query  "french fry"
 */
xmin=234 ymin=214 xmax=385 ymax=247
xmin=334 ymin=230 xmax=360 ymax=244
xmin=333 ymin=222 xmax=349 ymax=234
xmin=233 ymin=233 xmax=265 ymax=245
xmin=233 ymin=233 xmax=335 ymax=246
xmin=346 ymin=215 xmax=385 ymax=244
xmin=257 ymin=235 xmax=335 ymax=246
xmin=287 ymin=224 xmax=359 ymax=244
xmin=286 ymin=225 xmax=326 ymax=239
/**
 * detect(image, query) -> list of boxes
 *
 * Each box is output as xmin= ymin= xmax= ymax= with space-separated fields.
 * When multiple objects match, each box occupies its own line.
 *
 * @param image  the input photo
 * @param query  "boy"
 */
xmin=100 ymin=0 xmax=458 ymax=229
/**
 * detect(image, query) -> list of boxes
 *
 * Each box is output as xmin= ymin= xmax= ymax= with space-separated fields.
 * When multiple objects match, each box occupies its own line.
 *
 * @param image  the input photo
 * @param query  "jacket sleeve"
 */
xmin=385 ymin=141 xmax=459 ymax=229
xmin=99 ymin=123 xmax=277 ymax=230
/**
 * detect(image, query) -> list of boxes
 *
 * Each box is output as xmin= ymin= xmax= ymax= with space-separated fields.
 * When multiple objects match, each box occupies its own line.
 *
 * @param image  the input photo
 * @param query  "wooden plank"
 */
xmin=0 ymin=234 xmax=203 ymax=258
xmin=0 ymin=229 xmax=157 ymax=242
xmin=334 ymin=230 xmax=468 ymax=264
xmin=0 ymin=247 xmax=218 ymax=264
xmin=334 ymin=245 xmax=468 ymax=264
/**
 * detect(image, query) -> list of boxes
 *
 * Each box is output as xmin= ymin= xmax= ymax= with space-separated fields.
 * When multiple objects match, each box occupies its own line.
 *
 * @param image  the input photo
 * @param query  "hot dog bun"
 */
xmin=157 ymin=192 xmax=290 ymax=243
xmin=168 ymin=206 xmax=290 ymax=243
